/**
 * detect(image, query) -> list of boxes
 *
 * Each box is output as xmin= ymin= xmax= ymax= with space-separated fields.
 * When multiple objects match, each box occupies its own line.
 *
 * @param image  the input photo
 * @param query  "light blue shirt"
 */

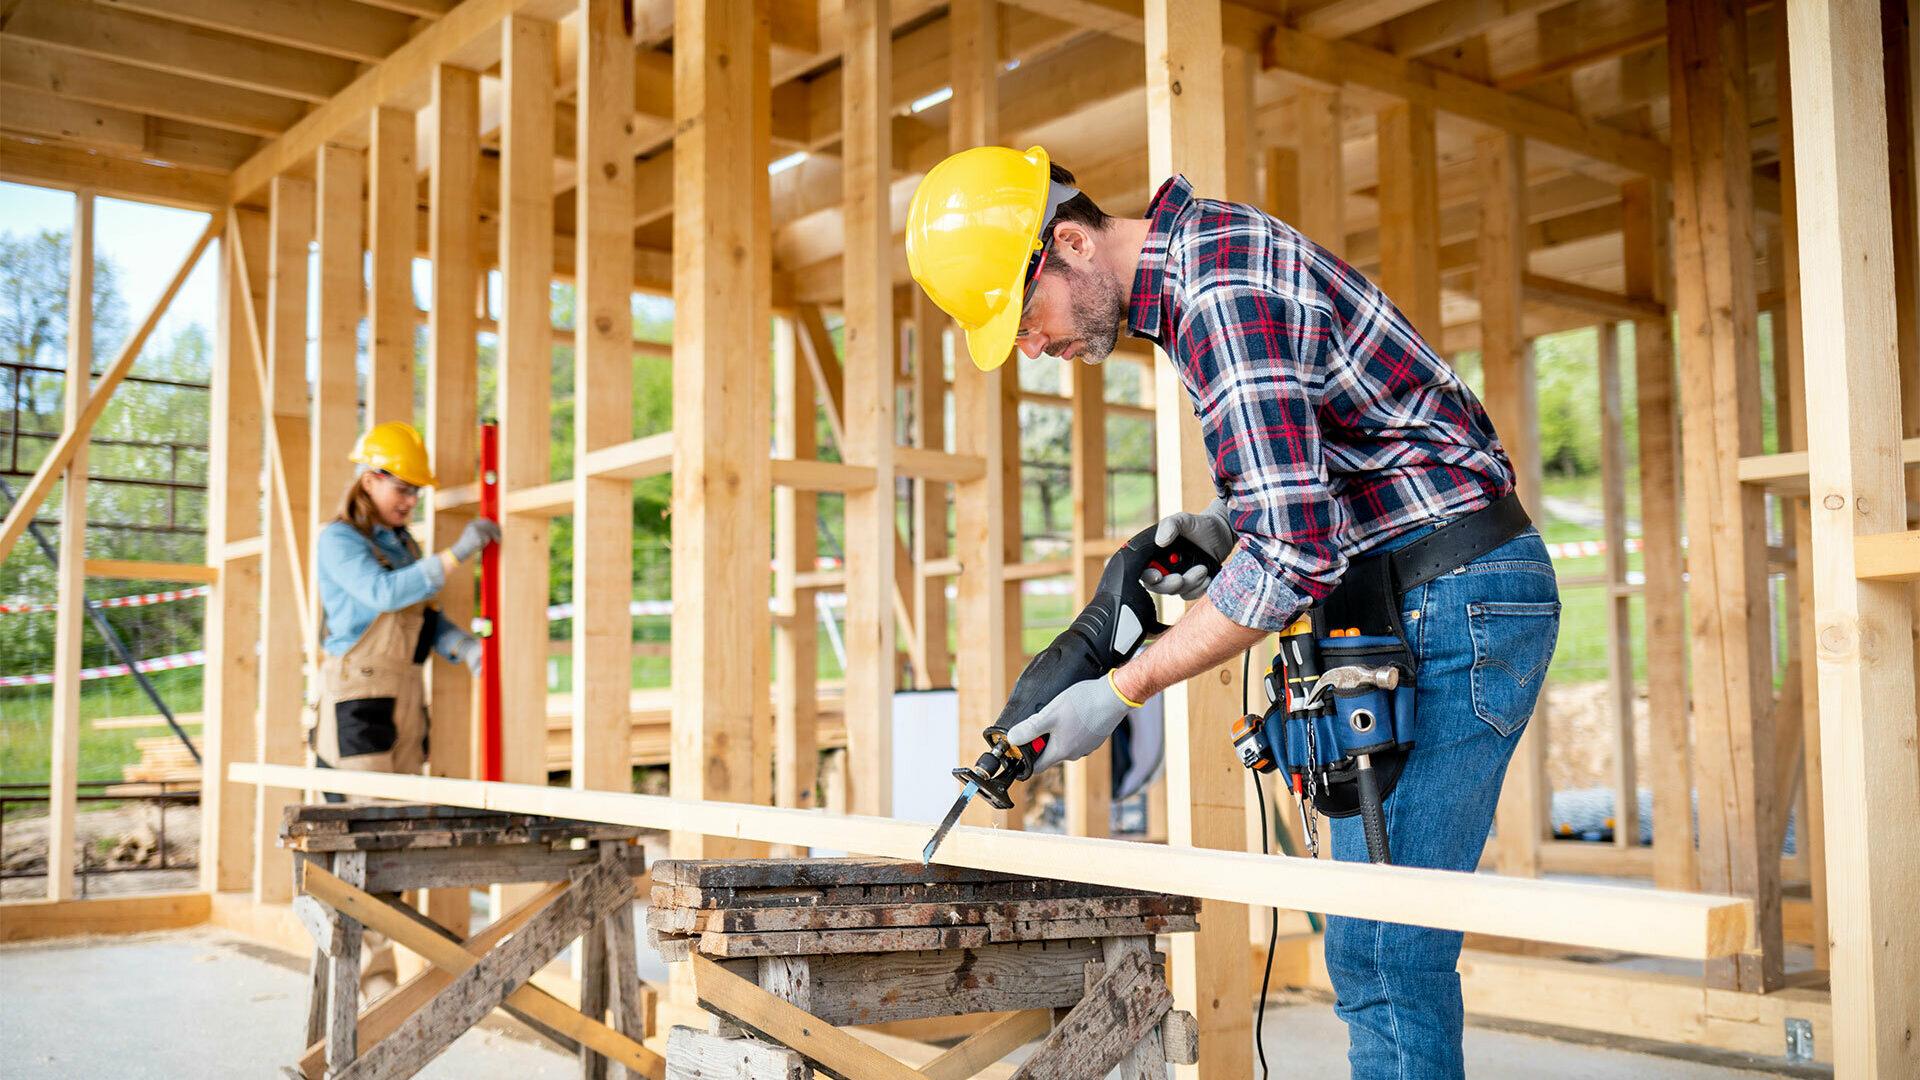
xmin=316 ymin=520 xmax=466 ymax=661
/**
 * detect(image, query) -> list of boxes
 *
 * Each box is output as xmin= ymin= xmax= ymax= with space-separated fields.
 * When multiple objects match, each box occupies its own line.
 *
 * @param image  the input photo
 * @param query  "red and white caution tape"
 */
xmin=0 ymin=648 xmax=208 ymax=688
xmin=0 ymin=584 xmax=212 ymax=615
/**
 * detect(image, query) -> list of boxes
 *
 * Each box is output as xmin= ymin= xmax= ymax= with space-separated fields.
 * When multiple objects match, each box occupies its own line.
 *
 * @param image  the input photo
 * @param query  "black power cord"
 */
xmin=1243 ymin=647 xmax=1278 ymax=1080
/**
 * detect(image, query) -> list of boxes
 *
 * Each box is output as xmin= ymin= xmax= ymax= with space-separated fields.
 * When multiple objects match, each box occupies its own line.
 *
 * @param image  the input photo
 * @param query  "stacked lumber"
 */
xmin=281 ymin=801 xmax=642 ymax=852
xmin=646 ymin=857 xmax=1199 ymax=961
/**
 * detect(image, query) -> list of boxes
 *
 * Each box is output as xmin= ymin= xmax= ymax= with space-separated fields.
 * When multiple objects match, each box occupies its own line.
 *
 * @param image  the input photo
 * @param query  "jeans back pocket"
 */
xmin=1467 ymin=601 xmax=1561 ymax=737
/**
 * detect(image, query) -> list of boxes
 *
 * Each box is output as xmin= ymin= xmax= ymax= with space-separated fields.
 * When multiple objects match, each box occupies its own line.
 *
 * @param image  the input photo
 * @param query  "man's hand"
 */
xmin=1141 ymin=499 xmax=1235 ymax=601
xmin=1005 ymin=675 xmax=1136 ymax=774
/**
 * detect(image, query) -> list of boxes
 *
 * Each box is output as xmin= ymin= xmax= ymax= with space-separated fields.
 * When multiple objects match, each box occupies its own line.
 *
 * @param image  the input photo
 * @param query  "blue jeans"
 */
xmin=1322 ymin=526 xmax=1560 ymax=1079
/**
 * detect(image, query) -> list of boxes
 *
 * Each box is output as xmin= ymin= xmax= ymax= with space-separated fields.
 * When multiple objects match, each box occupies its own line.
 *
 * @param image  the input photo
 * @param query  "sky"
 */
xmin=0 ymin=180 xmax=222 ymax=363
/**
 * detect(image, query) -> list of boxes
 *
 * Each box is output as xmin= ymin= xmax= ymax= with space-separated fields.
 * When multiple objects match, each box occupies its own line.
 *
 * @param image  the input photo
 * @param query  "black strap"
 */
xmin=1388 ymin=491 xmax=1533 ymax=593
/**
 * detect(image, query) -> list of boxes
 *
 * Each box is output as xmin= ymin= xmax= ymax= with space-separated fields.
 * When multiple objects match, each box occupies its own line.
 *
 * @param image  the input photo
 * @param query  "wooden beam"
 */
xmin=917 ymin=1009 xmax=1052 ymax=1080
xmin=233 ymin=763 xmax=1761 ymax=961
xmin=0 ymin=38 xmax=305 ymax=138
xmin=1786 ymin=0 xmax=1920 ymax=1066
xmin=1669 ymin=0 xmax=1782 ymax=993
xmin=499 ymin=12 xmax=556 ymax=808
xmin=1621 ymin=177 xmax=1693 ymax=892
xmin=911 ymin=290 xmax=951 ymax=690
xmin=670 ymin=0 xmax=764 ymax=859
xmin=367 ymin=107 xmax=416 ymax=426
xmin=200 ymin=211 xmax=264 ymax=894
xmin=691 ymin=955 xmax=927 ymax=1080
xmin=1522 ymin=274 xmax=1665 ymax=322
xmin=80 ymin=559 xmax=220 ymax=583
xmin=1065 ymin=359 xmax=1110 ymax=839
xmin=1295 ymin=0 xmax=1439 ymax=40
xmin=0 ymin=212 xmax=219 ymax=564
xmin=0 ymin=134 xmax=227 ymax=210
xmin=774 ymin=317 xmax=821 ymax=831
xmin=0 ymin=891 xmax=211 ymax=943
xmin=1260 ymin=23 xmax=1671 ymax=177
xmin=313 ymin=144 xmax=363 ymax=665
xmin=1144 ymin=1 xmax=1253 ymax=1075
xmin=1290 ymin=87 xmax=1346 ymax=257
xmin=1597 ymin=322 xmax=1638 ymax=854
xmin=45 ymin=189 xmax=91 ymax=902
xmin=1377 ymin=101 xmax=1441 ymax=338
xmin=842 ymin=0 xmax=896 ymax=818
xmin=0 ymin=88 xmax=262 ymax=173
xmin=97 ymin=0 xmax=419 ymax=63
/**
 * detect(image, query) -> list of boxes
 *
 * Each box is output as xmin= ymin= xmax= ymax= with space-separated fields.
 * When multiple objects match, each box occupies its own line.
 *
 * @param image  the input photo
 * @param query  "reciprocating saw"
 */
xmin=921 ymin=520 xmax=1222 ymax=863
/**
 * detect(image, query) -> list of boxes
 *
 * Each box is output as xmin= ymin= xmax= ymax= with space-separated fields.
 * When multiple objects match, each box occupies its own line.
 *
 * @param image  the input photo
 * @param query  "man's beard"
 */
xmin=1046 ymin=260 xmax=1125 ymax=363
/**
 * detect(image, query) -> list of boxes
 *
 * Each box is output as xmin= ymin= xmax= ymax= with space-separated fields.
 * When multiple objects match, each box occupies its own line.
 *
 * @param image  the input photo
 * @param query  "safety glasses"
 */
xmin=376 ymin=471 xmax=421 ymax=500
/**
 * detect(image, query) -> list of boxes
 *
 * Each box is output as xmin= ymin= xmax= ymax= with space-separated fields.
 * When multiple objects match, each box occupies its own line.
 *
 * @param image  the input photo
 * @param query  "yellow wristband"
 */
xmin=1108 ymin=671 xmax=1146 ymax=709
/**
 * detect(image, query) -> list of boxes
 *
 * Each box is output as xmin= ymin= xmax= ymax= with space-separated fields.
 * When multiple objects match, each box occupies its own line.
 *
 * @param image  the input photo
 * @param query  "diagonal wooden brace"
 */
xmin=1008 ymin=948 xmax=1171 ymax=1080
xmin=690 ymin=954 xmax=927 ymax=1080
xmin=300 ymin=860 xmax=664 ymax=1079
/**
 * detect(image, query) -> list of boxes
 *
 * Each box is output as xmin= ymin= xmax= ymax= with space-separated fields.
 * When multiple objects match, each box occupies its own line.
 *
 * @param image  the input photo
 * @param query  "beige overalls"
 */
xmin=313 ymin=530 xmax=432 ymax=774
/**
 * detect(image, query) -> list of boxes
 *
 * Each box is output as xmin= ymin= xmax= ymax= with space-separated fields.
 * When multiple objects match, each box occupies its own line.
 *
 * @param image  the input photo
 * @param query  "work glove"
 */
xmin=449 ymin=518 xmax=502 ymax=563
xmin=453 ymin=633 xmax=484 ymax=676
xmin=1141 ymin=498 xmax=1235 ymax=601
xmin=1005 ymin=674 xmax=1137 ymax=775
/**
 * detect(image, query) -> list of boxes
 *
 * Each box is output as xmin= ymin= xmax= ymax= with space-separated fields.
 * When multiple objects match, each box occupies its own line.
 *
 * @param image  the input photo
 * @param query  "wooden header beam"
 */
xmin=232 ymin=763 xmax=1756 ymax=961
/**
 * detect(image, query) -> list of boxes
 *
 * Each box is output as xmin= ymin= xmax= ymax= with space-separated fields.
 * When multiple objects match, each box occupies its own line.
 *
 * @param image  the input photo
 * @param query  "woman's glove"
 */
xmin=449 ymin=518 xmax=502 ymax=563
xmin=1004 ymin=674 xmax=1137 ymax=774
xmin=1140 ymin=498 xmax=1235 ymax=601
xmin=453 ymin=633 xmax=484 ymax=676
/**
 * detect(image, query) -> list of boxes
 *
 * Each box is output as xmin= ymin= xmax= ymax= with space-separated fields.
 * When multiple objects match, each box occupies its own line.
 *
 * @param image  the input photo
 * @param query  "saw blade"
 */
xmin=922 ymin=779 xmax=979 ymax=864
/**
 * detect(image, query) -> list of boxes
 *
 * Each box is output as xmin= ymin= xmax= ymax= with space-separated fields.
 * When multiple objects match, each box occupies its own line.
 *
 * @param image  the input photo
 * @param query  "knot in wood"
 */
xmin=1171 ymin=80 xmax=1182 ymax=95
xmin=1217 ymin=668 xmax=1232 ymax=685
xmin=1823 ymin=494 xmax=1845 ymax=510
xmin=603 ymin=161 xmax=619 ymax=180
xmin=596 ymin=315 xmax=615 ymax=334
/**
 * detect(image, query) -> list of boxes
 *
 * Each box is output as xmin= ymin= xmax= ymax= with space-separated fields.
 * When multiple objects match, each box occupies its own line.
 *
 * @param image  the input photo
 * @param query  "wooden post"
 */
xmin=912 ymin=289 xmax=950 ymax=690
xmin=1376 ymin=101 xmax=1440 ymax=339
xmin=1291 ymin=88 xmax=1345 ymax=257
xmin=46 ymin=189 xmax=91 ymax=902
xmin=774 ymin=317 xmax=820 ymax=824
xmin=1144 ymin=1 xmax=1254 ymax=1075
xmin=257 ymin=174 xmax=314 ymax=905
xmin=572 ymin=0 xmax=635 ymax=798
xmin=202 ymin=209 xmax=265 ymax=894
xmin=314 ymin=144 xmax=364 ymax=657
xmin=425 ymin=62 xmax=481 ymax=937
xmin=494 ymin=9 xmax=556 ymax=922
xmin=1597 ymin=323 xmax=1638 ymax=851
xmin=1476 ymin=130 xmax=1545 ymax=878
xmin=948 ymin=0 xmax=1008 ymax=832
xmin=370 ymin=105 xmax=416 ymax=427
xmin=1668 ymin=0 xmax=1782 ymax=992
xmin=1886 ymin=0 xmax=1920 ymax=716
xmin=749 ymin=0 xmax=775 ymax=826
xmin=1621 ymin=178 xmax=1693 ymax=892
xmin=671 ymin=0 xmax=763 ymax=858
xmin=1785 ymin=0 xmax=1920 ymax=1067
xmin=1066 ymin=359 xmax=1110 ymax=838
xmin=842 ymin=0 xmax=895 ymax=818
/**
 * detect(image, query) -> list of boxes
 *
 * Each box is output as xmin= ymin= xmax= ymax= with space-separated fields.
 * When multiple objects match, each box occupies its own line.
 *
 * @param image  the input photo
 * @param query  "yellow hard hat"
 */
xmin=350 ymin=421 xmax=437 ymax=488
xmin=907 ymin=144 xmax=1074 ymax=372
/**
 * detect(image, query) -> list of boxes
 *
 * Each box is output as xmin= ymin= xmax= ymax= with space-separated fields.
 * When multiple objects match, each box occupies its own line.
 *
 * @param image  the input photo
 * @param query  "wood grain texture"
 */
xmin=1008 ymin=948 xmax=1169 ymax=1080
xmin=691 ymin=954 xmax=925 ymax=1080
xmin=663 ymin=1026 xmax=809 ymax=1080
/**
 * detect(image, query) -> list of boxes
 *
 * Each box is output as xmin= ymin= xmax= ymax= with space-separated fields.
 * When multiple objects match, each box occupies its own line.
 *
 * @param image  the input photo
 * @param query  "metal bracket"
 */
xmin=1783 ymin=1016 xmax=1814 ymax=1064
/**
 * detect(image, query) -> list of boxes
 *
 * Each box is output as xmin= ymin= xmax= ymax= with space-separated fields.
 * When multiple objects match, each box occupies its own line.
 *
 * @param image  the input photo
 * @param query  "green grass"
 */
xmin=0 ymin=666 xmax=205 ymax=787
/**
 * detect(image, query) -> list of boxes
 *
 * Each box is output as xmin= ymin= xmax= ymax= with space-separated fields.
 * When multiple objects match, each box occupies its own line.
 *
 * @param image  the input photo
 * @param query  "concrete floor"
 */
xmin=0 ymin=927 xmax=1817 ymax=1079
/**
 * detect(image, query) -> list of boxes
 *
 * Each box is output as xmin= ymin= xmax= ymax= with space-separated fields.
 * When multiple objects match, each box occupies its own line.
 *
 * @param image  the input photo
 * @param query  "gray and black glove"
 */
xmin=1140 ymin=498 xmax=1235 ymax=601
xmin=449 ymin=518 xmax=502 ymax=563
xmin=452 ymin=633 xmax=483 ymax=676
xmin=1004 ymin=675 xmax=1138 ymax=774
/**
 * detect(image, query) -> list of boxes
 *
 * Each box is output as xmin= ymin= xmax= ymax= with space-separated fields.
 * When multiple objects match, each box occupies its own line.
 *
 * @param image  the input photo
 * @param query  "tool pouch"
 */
xmin=1277 ymin=550 xmax=1420 ymax=818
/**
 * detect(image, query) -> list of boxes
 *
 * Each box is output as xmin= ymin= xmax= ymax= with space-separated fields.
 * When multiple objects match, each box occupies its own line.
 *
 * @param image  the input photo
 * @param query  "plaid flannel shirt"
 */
xmin=1128 ymin=175 xmax=1516 ymax=631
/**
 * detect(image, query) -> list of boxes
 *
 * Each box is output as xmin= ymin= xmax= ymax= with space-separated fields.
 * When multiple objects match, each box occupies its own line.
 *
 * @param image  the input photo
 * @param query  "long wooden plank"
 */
xmin=1065 ymin=358 xmax=1109 ymax=838
xmin=0 ymin=214 xmax=220 ymax=564
xmin=227 ymin=771 xmax=1736 ymax=952
xmin=313 ymin=143 xmax=364 ymax=662
xmin=1788 ymin=1 xmax=1920 ymax=1067
xmin=45 ymin=191 xmax=91 ymax=903
xmin=690 ymin=954 xmax=927 ymax=1080
xmin=1668 ymin=0 xmax=1781 ymax=993
xmin=1145 ymin=2 xmax=1254 ymax=1076
xmin=774 ymin=317 xmax=821 ymax=833
xmin=0 ymin=891 xmax=211 ymax=942
xmin=80 ymin=558 xmax=221 ymax=583
xmin=917 ymin=1009 xmax=1051 ymax=1080
xmin=368 ymin=106 xmax=416 ymax=427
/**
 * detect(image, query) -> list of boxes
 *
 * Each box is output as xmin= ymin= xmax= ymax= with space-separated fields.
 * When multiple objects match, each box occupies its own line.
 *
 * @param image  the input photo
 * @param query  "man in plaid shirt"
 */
xmin=909 ymin=146 xmax=1561 ymax=1078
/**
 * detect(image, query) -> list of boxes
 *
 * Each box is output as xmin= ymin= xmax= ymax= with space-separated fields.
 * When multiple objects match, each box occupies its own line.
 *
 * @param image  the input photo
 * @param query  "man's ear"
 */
xmin=1051 ymin=221 xmax=1097 ymax=261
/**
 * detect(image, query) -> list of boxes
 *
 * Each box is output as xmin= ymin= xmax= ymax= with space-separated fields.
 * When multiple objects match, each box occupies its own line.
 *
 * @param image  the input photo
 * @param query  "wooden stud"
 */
xmin=499 ymin=12 xmax=556 ymax=807
xmin=670 ymin=0 xmax=763 ymax=858
xmin=256 ymin=174 xmax=313 ymax=906
xmin=1784 ymin=0 xmax=1920 ymax=1067
xmin=912 ymin=288 xmax=951 ymax=690
xmin=1597 ymin=322 xmax=1638 ymax=855
xmin=572 ymin=0 xmax=636 ymax=799
xmin=1475 ymin=130 xmax=1545 ymax=879
xmin=1376 ymin=101 xmax=1440 ymax=339
xmin=1668 ymin=0 xmax=1782 ymax=993
xmin=750 ymin=0 xmax=777 ymax=831
xmin=1291 ymin=88 xmax=1345 ymax=257
xmin=1620 ymin=177 xmax=1691 ymax=892
xmin=369 ymin=106 xmax=417 ymax=427
xmin=314 ymin=143 xmax=364 ymax=660
xmin=841 ymin=0 xmax=896 ymax=817
xmin=325 ymin=852 xmax=366 ymax=1071
xmin=201 ymin=210 xmax=265 ymax=894
xmin=45 ymin=189 xmax=91 ymax=903
xmin=1065 ymin=356 xmax=1110 ymax=839
xmin=774 ymin=317 xmax=820 ymax=829
xmin=1143 ymin=1 xmax=1255 ymax=1075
